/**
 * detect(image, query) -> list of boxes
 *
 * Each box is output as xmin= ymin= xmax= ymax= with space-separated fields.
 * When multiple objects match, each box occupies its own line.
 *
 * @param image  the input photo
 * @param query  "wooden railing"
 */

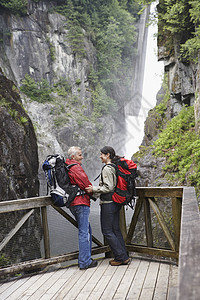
xmin=0 ymin=186 xmax=199 ymax=299
xmin=124 ymin=187 xmax=182 ymax=260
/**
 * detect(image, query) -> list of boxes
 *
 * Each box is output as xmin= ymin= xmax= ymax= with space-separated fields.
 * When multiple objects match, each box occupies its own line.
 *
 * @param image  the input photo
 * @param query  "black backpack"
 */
xmin=42 ymin=154 xmax=83 ymax=207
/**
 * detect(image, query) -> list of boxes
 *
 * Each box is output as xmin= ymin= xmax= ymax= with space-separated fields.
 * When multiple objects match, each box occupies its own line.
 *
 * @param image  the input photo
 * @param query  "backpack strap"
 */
xmin=65 ymin=162 xmax=86 ymax=197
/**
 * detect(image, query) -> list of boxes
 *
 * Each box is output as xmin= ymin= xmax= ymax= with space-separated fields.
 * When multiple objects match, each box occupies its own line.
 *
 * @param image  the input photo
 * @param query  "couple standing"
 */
xmin=66 ymin=146 xmax=130 ymax=270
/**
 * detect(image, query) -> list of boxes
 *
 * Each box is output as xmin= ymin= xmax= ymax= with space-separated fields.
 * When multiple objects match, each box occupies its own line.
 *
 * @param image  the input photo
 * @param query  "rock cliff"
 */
xmin=134 ymin=3 xmax=200 ymax=195
xmin=0 ymin=68 xmax=41 ymax=264
xmin=0 ymin=1 xmax=148 ymax=192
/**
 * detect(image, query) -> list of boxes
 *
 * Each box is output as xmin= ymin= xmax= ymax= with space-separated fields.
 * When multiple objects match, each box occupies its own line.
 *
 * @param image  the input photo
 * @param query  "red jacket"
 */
xmin=65 ymin=158 xmax=91 ymax=207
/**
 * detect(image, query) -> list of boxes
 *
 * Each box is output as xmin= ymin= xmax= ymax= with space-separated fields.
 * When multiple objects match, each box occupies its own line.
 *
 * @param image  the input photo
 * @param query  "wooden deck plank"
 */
xmin=0 ymin=257 xmax=178 ymax=300
xmin=62 ymin=260 xmax=105 ymax=300
xmin=167 ymin=264 xmax=178 ymax=300
xmin=38 ymin=267 xmax=78 ymax=300
xmin=51 ymin=264 xmax=94 ymax=299
xmin=6 ymin=276 xmax=36 ymax=300
xmin=75 ymin=259 xmax=110 ymax=300
xmin=139 ymin=260 xmax=160 ymax=299
xmin=126 ymin=259 xmax=150 ymax=299
xmin=0 ymin=277 xmax=30 ymax=299
xmin=112 ymin=258 xmax=141 ymax=300
xmin=86 ymin=260 xmax=118 ymax=299
xmin=17 ymin=271 xmax=57 ymax=299
xmin=153 ymin=263 xmax=170 ymax=300
xmin=27 ymin=268 xmax=70 ymax=299
xmin=0 ymin=279 xmax=18 ymax=295
xmin=6 ymin=273 xmax=45 ymax=300
xmin=100 ymin=264 xmax=128 ymax=300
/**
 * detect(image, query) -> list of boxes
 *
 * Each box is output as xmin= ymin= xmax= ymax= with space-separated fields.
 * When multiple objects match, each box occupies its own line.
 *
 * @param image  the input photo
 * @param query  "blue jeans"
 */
xmin=70 ymin=205 xmax=92 ymax=268
xmin=101 ymin=202 xmax=129 ymax=262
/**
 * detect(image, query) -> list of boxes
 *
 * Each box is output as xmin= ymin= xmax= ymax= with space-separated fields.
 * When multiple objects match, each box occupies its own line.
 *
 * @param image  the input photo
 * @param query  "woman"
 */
xmin=86 ymin=146 xmax=130 ymax=266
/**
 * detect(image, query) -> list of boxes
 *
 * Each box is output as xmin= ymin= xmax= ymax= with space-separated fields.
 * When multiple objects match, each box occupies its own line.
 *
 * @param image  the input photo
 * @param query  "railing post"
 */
xmin=144 ymin=198 xmax=153 ymax=247
xmin=120 ymin=206 xmax=127 ymax=240
xmin=172 ymin=197 xmax=182 ymax=256
xmin=41 ymin=206 xmax=50 ymax=259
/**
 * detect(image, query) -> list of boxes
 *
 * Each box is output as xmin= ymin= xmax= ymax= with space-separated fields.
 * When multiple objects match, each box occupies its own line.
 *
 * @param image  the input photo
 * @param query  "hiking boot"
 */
xmin=109 ymin=258 xmax=131 ymax=266
xmin=80 ymin=260 xmax=98 ymax=270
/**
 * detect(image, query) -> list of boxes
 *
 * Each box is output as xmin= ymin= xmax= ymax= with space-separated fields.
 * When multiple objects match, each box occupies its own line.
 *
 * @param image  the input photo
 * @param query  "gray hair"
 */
xmin=67 ymin=146 xmax=81 ymax=159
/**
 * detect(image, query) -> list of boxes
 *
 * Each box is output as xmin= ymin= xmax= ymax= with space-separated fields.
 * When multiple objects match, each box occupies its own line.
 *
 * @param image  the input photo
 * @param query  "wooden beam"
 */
xmin=172 ymin=197 xmax=182 ymax=252
xmin=52 ymin=206 xmax=104 ymax=247
xmin=126 ymin=244 xmax=178 ymax=259
xmin=144 ymin=199 xmax=153 ymax=247
xmin=148 ymin=198 xmax=176 ymax=251
xmin=126 ymin=197 xmax=143 ymax=243
xmin=136 ymin=187 xmax=183 ymax=198
xmin=0 ymin=209 xmax=34 ymax=252
xmin=0 ymin=188 xmax=183 ymax=214
xmin=41 ymin=206 xmax=50 ymax=259
xmin=0 ymin=196 xmax=52 ymax=213
xmin=120 ymin=206 xmax=127 ymax=241
xmin=177 ymin=187 xmax=200 ymax=300
xmin=0 ymin=246 xmax=110 ymax=277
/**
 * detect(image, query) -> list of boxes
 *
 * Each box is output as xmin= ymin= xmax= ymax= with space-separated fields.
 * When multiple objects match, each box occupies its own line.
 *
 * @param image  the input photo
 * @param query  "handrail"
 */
xmin=0 ymin=187 xmax=182 ymax=275
xmin=0 ymin=186 xmax=199 ymax=300
xmin=125 ymin=187 xmax=183 ymax=259
xmin=177 ymin=187 xmax=200 ymax=300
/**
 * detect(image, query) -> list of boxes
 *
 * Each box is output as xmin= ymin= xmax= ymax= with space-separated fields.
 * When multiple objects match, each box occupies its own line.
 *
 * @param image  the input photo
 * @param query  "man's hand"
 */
xmin=85 ymin=185 xmax=93 ymax=193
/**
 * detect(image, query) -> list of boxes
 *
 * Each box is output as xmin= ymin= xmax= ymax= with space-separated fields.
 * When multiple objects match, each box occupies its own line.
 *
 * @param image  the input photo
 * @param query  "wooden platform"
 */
xmin=0 ymin=256 xmax=178 ymax=300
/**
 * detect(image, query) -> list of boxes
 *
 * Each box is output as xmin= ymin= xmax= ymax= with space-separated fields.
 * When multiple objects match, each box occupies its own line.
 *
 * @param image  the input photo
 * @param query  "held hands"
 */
xmin=85 ymin=185 xmax=93 ymax=194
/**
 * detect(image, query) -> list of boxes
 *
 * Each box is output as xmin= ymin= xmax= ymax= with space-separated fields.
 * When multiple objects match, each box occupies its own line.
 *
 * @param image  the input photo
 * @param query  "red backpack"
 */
xmin=112 ymin=158 xmax=137 ymax=209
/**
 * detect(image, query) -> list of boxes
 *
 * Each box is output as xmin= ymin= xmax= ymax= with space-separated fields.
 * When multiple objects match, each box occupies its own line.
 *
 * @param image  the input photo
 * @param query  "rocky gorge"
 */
xmin=0 ymin=0 xmax=147 ymax=264
xmin=0 ymin=0 xmax=200 ymax=265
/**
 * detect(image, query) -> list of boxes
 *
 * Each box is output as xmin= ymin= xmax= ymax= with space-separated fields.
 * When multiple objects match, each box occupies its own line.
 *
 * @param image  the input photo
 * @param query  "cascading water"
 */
xmin=125 ymin=3 xmax=163 ymax=159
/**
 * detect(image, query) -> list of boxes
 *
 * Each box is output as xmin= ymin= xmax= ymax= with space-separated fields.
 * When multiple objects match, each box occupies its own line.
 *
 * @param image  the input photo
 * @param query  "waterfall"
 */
xmin=125 ymin=3 xmax=163 ymax=159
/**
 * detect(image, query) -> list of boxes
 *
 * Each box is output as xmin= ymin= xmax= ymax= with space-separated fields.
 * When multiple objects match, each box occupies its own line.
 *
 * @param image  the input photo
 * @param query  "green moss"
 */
xmin=54 ymin=115 xmax=70 ymax=127
xmin=49 ymin=42 xmax=56 ymax=62
xmin=20 ymin=116 xmax=28 ymax=124
xmin=153 ymin=105 xmax=200 ymax=193
xmin=0 ymin=254 xmax=10 ymax=267
xmin=75 ymin=79 xmax=81 ymax=85
xmin=133 ymin=145 xmax=152 ymax=161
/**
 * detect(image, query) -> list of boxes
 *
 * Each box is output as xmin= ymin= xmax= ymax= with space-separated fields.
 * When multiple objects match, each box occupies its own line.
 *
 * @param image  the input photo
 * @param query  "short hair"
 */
xmin=67 ymin=146 xmax=81 ymax=159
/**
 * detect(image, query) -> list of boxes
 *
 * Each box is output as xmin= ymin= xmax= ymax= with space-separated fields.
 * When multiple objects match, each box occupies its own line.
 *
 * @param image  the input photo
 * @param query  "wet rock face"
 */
xmin=0 ymin=70 xmax=39 ymax=200
xmin=0 ymin=70 xmax=41 ymax=266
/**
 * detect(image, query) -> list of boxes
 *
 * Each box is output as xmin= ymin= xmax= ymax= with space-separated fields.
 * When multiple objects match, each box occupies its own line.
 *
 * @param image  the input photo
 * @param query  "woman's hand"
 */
xmin=85 ymin=185 xmax=93 ymax=194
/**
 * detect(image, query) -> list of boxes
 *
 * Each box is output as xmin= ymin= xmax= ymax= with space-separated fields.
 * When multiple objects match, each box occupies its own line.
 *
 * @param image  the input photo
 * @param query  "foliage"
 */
xmin=20 ymin=116 xmax=28 ymax=124
xmin=91 ymin=83 xmax=117 ymax=120
xmin=55 ymin=0 xmax=139 ymax=93
xmin=55 ymin=0 xmax=86 ymax=58
xmin=0 ymin=0 xmax=40 ymax=15
xmin=135 ymin=0 xmax=200 ymax=62
xmin=0 ymin=254 xmax=10 ymax=267
xmin=154 ymin=74 xmax=169 ymax=117
xmin=155 ymin=0 xmax=200 ymax=62
xmin=0 ymin=0 xmax=28 ymax=15
xmin=53 ymin=77 xmax=72 ymax=96
xmin=180 ymin=0 xmax=200 ymax=62
xmin=153 ymin=106 xmax=200 ymax=187
xmin=20 ymin=74 xmax=53 ymax=103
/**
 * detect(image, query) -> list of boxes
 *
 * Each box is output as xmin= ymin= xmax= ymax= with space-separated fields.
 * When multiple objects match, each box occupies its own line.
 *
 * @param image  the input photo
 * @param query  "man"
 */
xmin=66 ymin=146 xmax=97 ymax=270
